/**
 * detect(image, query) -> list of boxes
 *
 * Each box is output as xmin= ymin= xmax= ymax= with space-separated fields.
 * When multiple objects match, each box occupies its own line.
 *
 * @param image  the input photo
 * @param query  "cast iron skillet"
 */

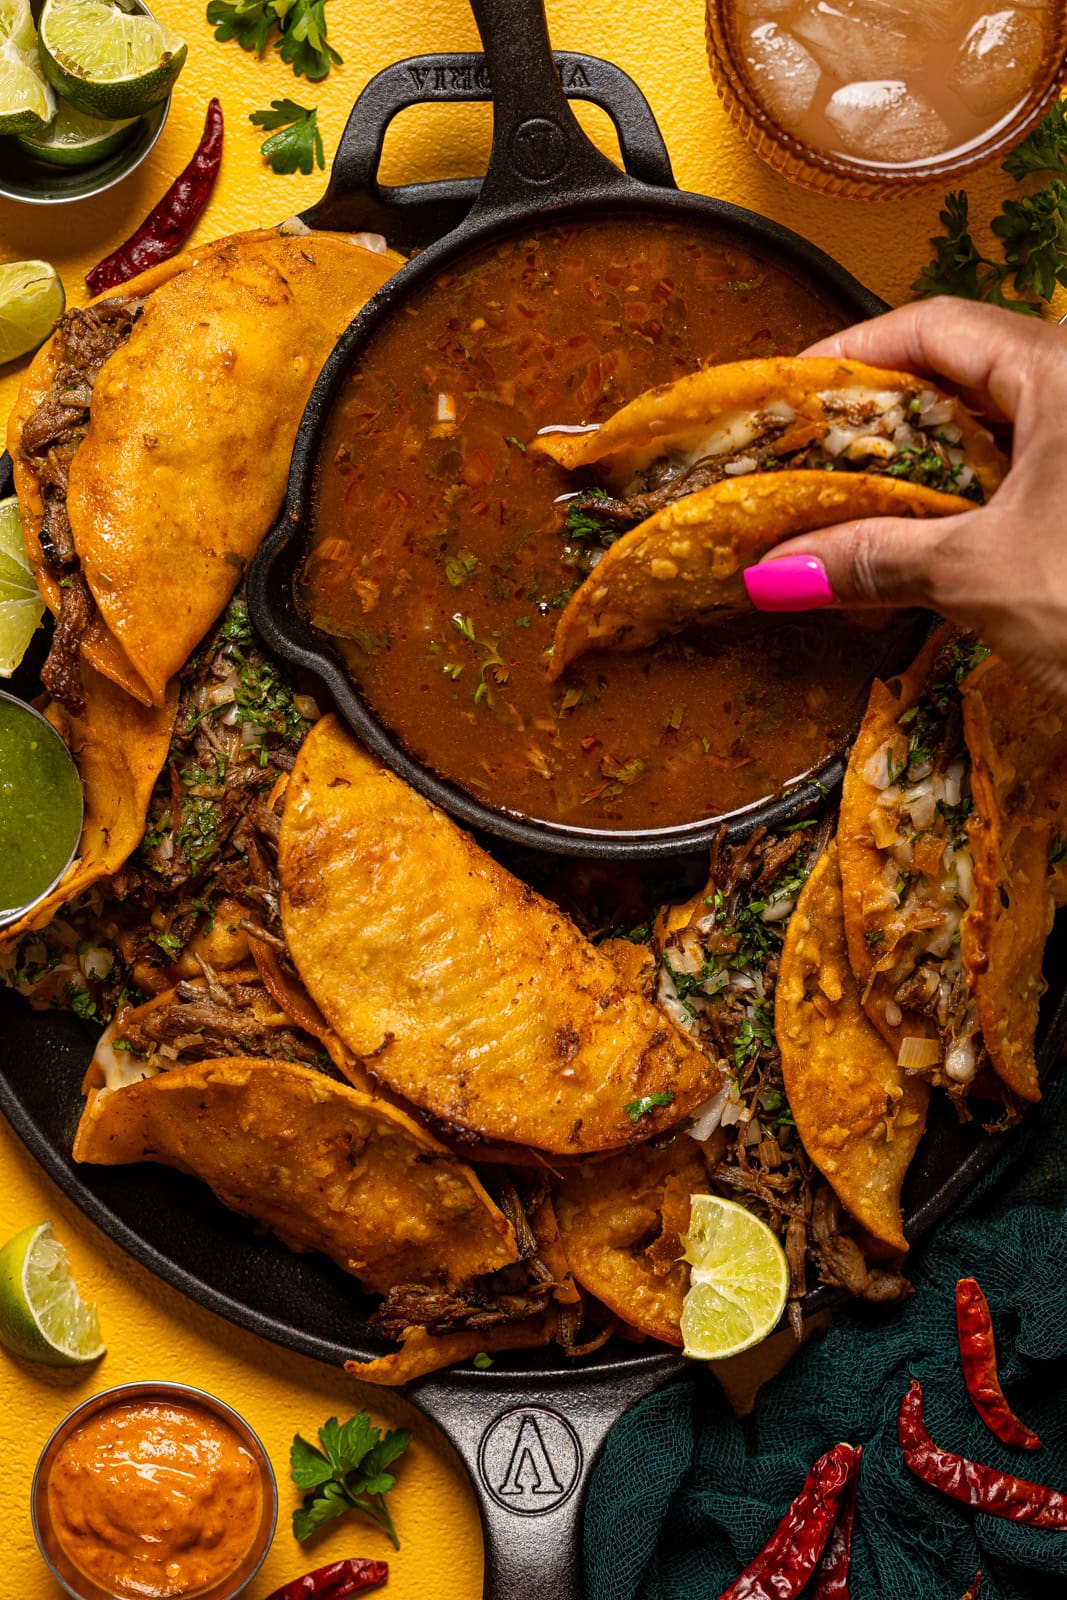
xmin=4 ymin=11 xmax=1067 ymax=1600
xmin=248 ymin=0 xmax=896 ymax=862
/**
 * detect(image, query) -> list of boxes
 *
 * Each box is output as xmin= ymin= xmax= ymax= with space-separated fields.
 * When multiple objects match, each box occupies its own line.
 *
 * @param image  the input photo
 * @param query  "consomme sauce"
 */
xmin=305 ymin=215 xmax=911 ymax=831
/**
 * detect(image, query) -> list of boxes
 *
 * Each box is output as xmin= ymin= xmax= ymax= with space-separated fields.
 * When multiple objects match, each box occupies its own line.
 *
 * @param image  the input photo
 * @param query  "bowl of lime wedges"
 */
xmin=0 ymin=0 xmax=184 ymax=204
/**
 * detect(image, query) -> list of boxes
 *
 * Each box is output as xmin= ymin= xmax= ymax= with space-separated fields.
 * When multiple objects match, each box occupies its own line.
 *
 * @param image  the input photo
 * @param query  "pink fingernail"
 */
xmin=744 ymin=555 xmax=834 ymax=613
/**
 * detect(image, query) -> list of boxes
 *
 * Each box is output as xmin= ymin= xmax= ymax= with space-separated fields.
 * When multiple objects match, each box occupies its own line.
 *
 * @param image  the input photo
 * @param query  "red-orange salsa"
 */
xmin=304 ymin=215 xmax=911 ymax=831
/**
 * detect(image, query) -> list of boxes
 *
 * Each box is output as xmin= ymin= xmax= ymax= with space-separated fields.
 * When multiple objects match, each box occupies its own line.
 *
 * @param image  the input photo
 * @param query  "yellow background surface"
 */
xmin=0 ymin=2 xmax=1053 ymax=1596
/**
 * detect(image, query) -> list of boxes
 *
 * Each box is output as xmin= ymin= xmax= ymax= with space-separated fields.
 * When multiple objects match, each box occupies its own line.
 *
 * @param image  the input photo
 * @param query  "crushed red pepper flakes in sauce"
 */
xmin=305 ymin=216 xmax=920 ymax=831
xmin=955 ymin=1277 xmax=1041 ymax=1450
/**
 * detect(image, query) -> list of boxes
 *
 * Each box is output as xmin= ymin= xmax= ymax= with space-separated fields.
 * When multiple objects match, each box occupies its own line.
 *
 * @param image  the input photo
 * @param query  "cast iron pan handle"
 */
xmin=467 ymin=0 xmax=649 ymax=220
xmin=411 ymin=1355 xmax=688 ymax=1600
xmin=301 ymin=50 xmax=673 ymax=249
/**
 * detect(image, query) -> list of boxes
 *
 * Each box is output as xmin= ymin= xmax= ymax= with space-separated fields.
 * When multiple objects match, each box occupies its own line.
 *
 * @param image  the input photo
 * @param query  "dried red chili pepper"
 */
xmin=716 ymin=1441 xmax=860 ymax=1600
xmin=263 ymin=1558 xmax=388 ymax=1600
xmin=899 ymin=1380 xmax=1067 ymax=1526
xmin=809 ymin=1450 xmax=860 ymax=1598
xmin=85 ymin=99 xmax=224 ymax=295
xmin=958 ymin=1574 xmax=981 ymax=1600
xmin=955 ymin=1278 xmax=1041 ymax=1450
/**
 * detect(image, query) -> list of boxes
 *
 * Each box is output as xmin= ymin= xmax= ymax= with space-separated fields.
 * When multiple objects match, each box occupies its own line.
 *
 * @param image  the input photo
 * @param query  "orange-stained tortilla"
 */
xmin=532 ymin=356 xmax=1007 ymax=495
xmin=776 ymin=844 xmax=929 ymax=1251
xmin=8 ymin=229 xmax=400 ymax=707
xmin=47 ymin=1398 xmax=262 ymax=1599
xmin=348 ymin=1313 xmax=558 ymax=1387
xmin=74 ymin=1057 xmax=518 ymax=1293
xmin=0 ymin=664 xmax=176 ymax=949
xmin=961 ymin=655 xmax=1065 ymax=1102
xmin=278 ymin=716 xmax=719 ymax=1155
xmin=836 ymin=625 xmax=955 ymax=1059
xmin=546 ymin=473 xmax=969 ymax=678
xmin=553 ymin=1136 xmax=712 ymax=1344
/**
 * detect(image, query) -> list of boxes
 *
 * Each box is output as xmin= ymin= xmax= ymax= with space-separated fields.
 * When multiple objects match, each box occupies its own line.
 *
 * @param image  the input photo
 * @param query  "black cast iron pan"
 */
xmin=4 ymin=10 xmax=1067 ymax=1599
xmin=248 ymin=0 xmax=896 ymax=862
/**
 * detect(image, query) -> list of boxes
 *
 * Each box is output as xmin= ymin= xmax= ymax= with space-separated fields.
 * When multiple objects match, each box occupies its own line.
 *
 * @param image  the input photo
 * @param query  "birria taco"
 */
xmin=837 ymin=629 xmax=1065 ymax=1106
xmin=7 ymin=228 xmax=399 ymax=713
xmin=531 ymin=357 xmax=1008 ymax=676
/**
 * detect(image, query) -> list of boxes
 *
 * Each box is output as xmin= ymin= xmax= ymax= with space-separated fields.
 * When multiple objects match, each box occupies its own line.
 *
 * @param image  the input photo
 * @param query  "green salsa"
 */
xmin=0 ymin=695 xmax=83 ymax=921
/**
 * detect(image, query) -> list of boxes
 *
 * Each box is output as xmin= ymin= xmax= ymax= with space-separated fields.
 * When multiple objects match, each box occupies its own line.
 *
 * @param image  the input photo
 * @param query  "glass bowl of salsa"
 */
xmin=0 ymin=691 xmax=83 ymax=929
xmin=705 ymin=0 xmax=1067 ymax=195
xmin=31 ymin=1382 xmax=278 ymax=1600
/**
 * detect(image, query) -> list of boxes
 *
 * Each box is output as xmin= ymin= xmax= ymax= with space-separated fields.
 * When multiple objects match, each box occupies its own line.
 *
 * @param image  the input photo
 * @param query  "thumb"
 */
xmin=747 ymin=512 xmax=974 ymax=611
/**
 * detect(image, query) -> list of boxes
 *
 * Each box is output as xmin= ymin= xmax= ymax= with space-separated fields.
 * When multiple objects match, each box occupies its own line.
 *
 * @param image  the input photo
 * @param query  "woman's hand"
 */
xmin=744 ymin=298 xmax=1067 ymax=698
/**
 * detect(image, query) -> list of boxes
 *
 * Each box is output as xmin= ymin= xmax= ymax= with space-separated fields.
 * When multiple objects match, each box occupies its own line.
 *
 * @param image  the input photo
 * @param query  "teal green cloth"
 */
xmin=584 ymin=1066 xmax=1067 ymax=1600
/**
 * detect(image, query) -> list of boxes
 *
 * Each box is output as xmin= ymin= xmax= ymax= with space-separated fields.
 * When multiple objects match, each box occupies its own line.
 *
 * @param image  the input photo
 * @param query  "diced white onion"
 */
xmin=956 ymin=465 xmax=974 ymax=490
xmin=79 ymin=946 xmax=113 ymax=981
xmin=221 ymin=704 xmax=240 ymax=726
xmin=240 ymin=722 xmax=265 ymax=748
xmin=904 ymin=785 xmax=937 ymax=831
xmin=885 ymin=1000 xmax=903 ymax=1027
xmin=208 ymin=684 xmax=236 ymax=707
xmin=347 ymin=231 xmax=388 ymax=254
xmin=898 ymin=1035 xmax=942 ymax=1070
xmin=864 ymin=743 xmax=897 ymax=790
xmin=924 ymin=910 xmax=959 ymax=959
xmin=823 ymin=424 xmax=853 ymax=457
xmin=765 ymin=400 xmax=797 ymax=421
xmin=919 ymin=392 xmax=955 ymax=427
xmin=945 ymin=1037 xmax=977 ymax=1083
xmin=955 ymin=848 xmax=975 ymax=906
xmin=436 ymin=393 xmax=457 ymax=423
xmin=686 ymin=1084 xmax=729 ymax=1142
xmin=938 ymin=423 xmax=962 ymax=444
xmin=762 ymin=897 xmax=794 ymax=923
xmin=156 ymin=834 xmax=175 ymax=860
xmin=944 ymin=762 xmax=964 ymax=808
xmin=724 ymin=456 xmax=758 ymax=475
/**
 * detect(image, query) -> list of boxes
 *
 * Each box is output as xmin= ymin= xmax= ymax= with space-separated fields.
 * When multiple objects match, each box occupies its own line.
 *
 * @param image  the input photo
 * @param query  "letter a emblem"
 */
xmin=495 ymin=1413 xmax=565 ymax=1498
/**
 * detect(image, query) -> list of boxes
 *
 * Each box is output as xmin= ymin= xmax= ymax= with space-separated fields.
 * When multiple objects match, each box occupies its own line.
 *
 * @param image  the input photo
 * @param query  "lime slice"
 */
xmin=0 ymin=497 xmax=45 ymax=674
xmin=680 ymin=1194 xmax=789 ymax=1361
xmin=0 ymin=258 xmax=65 ymax=365
xmin=38 ymin=0 xmax=185 ymax=119
xmin=0 ymin=0 xmax=55 ymax=135
xmin=0 ymin=1221 xmax=105 ymax=1365
xmin=15 ymin=94 xmax=136 ymax=164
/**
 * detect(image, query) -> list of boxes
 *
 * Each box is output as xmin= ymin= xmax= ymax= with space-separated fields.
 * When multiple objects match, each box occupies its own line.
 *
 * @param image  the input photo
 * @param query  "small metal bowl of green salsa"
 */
xmin=0 ymin=691 xmax=83 ymax=928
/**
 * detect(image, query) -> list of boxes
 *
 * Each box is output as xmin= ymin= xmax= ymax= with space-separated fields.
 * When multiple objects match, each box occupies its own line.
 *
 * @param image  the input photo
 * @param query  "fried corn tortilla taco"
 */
xmin=838 ymin=630 xmax=1060 ymax=1106
xmin=553 ymin=1136 xmax=711 ymax=1345
xmin=0 ymin=665 xmax=176 ymax=951
xmin=74 ymin=1057 xmax=518 ymax=1294
xmin=531 ymin=357 xmax=1007 ymax=675
xmin=776 ymin=845 xmax=929 ymax=1252
xmin=278 ymin=716 xmax=717 ymax=1155
xmin=960 ymin=656 xmax=1067 ymax=1102
xmin=8 ymin=229 xmax=399 ymax=712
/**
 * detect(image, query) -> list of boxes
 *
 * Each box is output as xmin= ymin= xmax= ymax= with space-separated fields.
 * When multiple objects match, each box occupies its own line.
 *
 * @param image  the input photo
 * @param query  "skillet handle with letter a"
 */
xmin=410 ymin=1354 xmax=687 ymax=1600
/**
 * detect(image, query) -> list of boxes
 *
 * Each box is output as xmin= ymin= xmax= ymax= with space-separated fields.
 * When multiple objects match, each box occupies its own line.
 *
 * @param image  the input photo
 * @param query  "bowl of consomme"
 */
xmin=31 ymin=1383 xmax=277 ymax=1600
xmin=706 ymin=0 xmax=1067 ymax=195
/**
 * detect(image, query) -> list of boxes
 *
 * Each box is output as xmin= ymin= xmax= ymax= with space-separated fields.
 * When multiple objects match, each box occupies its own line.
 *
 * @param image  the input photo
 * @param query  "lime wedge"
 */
xmin=0 ymin=259 xmax=65 ymax=365
xmin=0 ymin=1222 xmax=105 ymax=1365
xmin=38 ymin=0 xmax=185 ymax=119
xmin=0 ymin=0 xmax=55 ymax=135
xmin=15 ymin=94 xmax=136 ymax=164
xmin=679 ymin=1194 xmax=789 ymax=1361
xmin=0 ymin=497 xmax=45 ymax=674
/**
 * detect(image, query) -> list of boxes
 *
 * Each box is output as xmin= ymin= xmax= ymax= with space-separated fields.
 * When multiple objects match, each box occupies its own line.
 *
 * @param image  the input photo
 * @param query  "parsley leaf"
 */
xmin=250 ymin=98 xmax=324 ymax=175
xmin=290 ymin=1412 xmax=411 ymax=1548
xmin=207 ymin=0 xmax=341 ymax=80
xmin=624 ymin=1090 xmax=675 ymax=1122
xmin=1003 ymin=100 xmax=1067 ymax=181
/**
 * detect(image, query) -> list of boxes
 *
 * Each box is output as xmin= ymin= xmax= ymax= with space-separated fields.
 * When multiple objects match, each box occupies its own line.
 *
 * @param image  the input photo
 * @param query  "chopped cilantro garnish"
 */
xmin=624 ymin=1090 xmax=676 ymax=1122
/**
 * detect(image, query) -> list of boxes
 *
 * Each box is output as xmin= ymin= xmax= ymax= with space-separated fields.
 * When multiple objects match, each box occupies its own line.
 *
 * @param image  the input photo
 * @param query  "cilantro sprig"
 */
xmin=290 ymin=1413 xmax=411 ymax=1548
xmin=207 ymin=0 xmax=341 ymax=80
xmin=913 ymin=105 xmax=1067 ymax=314
xmin=624 ymin=1090 xmax=675 ymax=1122
xmin=250 ymin=98 xmax=324 ymax=174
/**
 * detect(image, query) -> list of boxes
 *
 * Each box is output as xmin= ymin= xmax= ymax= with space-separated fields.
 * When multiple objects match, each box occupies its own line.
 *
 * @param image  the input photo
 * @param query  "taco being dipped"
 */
xmin=7 ymin=228 xmax=399 ymax=713
xmin=530 ymin=357 xmax=1008 ymax=677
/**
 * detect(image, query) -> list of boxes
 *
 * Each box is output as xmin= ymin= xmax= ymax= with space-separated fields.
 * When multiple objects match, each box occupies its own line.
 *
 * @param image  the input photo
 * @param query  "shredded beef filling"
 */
xmin=20 ymin=299 xmax=143 ymax=711
xmin=563 ymin=395 xmax=984 ymax=542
